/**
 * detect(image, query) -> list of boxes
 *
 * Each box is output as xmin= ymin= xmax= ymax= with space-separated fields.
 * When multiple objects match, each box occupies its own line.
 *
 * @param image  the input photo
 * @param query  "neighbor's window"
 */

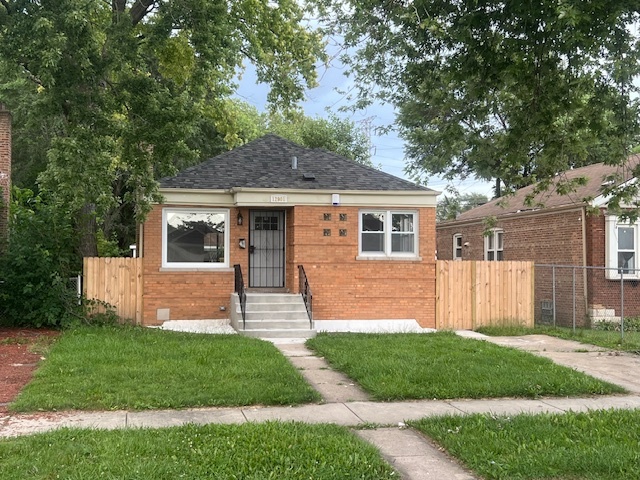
xmin=162 ymin=208 xmax=229 ymax=268
xmin=359 ymin=210 xmax=417 ymax=258
xmin=484 ymin=229 xmax=503 ymax=261
xmin=605 ymin=215 xmax=639 ymax=279
xmin=453 ymin=234 xmax=463 ymax=260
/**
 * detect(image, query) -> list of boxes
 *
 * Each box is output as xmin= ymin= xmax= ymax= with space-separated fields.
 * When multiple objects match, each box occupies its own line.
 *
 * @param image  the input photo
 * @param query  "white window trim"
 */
xmin=605 ymin=215 xmax=640 ymax=280
xmin=453 ymin=234 xmax=463 ymax=260
xmin=484 ymin=228 xmax=504 ymax=261
xmin=162 ymin=207 xmax=230 ymax=269
xmin=358 ymin=210 xmax=419 ymax=259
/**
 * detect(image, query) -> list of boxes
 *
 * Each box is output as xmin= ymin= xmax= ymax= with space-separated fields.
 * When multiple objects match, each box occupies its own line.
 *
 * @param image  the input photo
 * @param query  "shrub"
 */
xmin=593 ymin=317 xmax=640 ymax=332
xmin=0 ymin=188 xmax=82 ymax=327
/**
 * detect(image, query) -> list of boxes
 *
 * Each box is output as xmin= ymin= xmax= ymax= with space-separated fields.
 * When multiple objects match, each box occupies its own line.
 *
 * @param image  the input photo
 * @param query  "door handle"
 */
xmin=249 ymin=245 xmax=255 ymax=254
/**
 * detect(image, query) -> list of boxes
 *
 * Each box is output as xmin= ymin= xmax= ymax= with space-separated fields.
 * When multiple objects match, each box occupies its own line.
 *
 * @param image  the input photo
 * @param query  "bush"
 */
xmin=593 ymin=317 xmax=640 ymax=332
xmin=0 ymin=188 xmax=82 ymax=327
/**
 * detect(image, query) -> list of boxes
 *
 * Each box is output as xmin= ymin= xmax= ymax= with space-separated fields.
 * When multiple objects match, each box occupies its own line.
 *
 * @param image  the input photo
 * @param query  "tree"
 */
xmin=213 ymin=98 xmax=373 ymax=166
xmin=437 ymin=192 xmax=489 ymax=223
xmin=319 ymin=0 xmax=640 ymax=204
xmin=0 ymin=0 xmax=326 ymax=254
xmin=0 ymin=187 xmax=81 ymax=327
xmin=266 ymin=111 xmax=372 ymax=166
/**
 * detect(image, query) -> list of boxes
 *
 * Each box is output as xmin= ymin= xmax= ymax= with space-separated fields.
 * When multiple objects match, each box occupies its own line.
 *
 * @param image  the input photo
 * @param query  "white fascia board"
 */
xmin=591 ymin=176 xmax=639 ymax=209
xmin=160 ymin=189 xmax=235 ymax=206
xmin=159 ymin=188 xmax=438 ymax=208
xmin=231 ymin=188 xmax=438 ymax=207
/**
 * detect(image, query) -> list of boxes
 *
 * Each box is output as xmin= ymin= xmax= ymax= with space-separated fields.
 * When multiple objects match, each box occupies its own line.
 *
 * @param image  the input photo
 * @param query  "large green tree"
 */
xmin=319 ymin=0 xmax=640 ymax=202
xmin=212 ymin=98 xmax=372 ymax=165
xmin=0 ymin=0 xmax=325 ymax=255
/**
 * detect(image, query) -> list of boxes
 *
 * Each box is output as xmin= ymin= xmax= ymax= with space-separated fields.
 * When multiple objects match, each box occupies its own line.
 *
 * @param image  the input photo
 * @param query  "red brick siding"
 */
xmin=142 ymin=204 xmax=437 ymax=328
xmin=0 ymin=109 xmax=11 ymax=239
xmin=436 ymin=209 xmax=588 ymax=326
xmin=586 ymin=212 xmax=640 ymax=317
xmin=289 ymin=206 xmax=436 ymax=328
xmin=141 ymin=205 xmax=244 ymax=325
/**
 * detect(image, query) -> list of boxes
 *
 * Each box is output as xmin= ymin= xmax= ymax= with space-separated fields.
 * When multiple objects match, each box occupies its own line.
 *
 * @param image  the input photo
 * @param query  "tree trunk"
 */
xmin=77 ymin=203 xmax=99 ymax=258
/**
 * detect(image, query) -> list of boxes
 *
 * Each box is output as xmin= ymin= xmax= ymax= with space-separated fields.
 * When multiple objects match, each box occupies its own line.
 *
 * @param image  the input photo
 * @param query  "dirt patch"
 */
xmin=0 ymin=328 xmax=59 ymax=414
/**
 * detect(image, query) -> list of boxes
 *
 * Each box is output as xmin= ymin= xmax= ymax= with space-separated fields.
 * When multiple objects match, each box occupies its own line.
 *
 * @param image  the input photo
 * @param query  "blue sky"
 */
xmin=235 ymin=58 xmax=494 ymax=198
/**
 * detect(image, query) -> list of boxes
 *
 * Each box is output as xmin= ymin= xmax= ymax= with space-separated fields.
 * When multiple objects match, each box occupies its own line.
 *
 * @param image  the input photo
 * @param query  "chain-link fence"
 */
xmin=535 ymin=264 xmax=640 ymax=335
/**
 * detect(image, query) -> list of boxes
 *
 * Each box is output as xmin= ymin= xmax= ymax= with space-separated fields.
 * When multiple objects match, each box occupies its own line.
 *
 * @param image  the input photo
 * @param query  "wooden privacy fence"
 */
xmin=436 ymin=261 xmax=534 ymax=330
xmin=83 ymin=257 xmax=142 ymax=324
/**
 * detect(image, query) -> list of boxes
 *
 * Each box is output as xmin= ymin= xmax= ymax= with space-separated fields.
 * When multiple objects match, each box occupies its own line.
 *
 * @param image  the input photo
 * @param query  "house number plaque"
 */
xmin=270 ymin=195 xmax=288 ymax=203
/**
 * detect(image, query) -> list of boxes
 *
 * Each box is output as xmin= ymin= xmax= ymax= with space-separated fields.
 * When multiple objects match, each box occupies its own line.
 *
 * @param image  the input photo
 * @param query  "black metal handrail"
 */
xmin=234 ymin=264 xmax=247 ymax=329
xmin=298 ymin=265 xmax=312 ymax=328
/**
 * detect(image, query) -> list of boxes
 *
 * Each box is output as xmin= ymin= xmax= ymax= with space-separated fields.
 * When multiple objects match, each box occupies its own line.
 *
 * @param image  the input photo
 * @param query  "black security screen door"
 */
xmin=249 ymin=210 xmax=285 ymax=288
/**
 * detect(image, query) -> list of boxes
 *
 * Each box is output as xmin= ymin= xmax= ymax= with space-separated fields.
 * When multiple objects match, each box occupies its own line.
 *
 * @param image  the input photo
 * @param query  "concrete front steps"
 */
xmin=230 ymin=292 xmax=315 ymax=339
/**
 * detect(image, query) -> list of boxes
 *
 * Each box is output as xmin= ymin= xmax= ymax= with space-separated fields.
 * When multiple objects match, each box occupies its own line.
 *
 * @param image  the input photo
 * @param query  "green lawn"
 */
xmin=0 ymin=422 xmax=396 ymax=480
xmin=11 ymin=326 xmax=320 ymax=412
xmin=412 ymin=409 xmax=640 ymax=479
xmin=476 ymin=325 xmax=640 ymax=352
xmin=305 ymin=332 xmax=624 ymax=401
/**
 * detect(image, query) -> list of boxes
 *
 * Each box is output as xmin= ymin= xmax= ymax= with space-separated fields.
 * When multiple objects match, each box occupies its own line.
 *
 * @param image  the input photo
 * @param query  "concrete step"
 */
xmin=239 ymin=328 xmax=316 ymax=339
xmin=245 ymin=293 xmax=304 ymax=303
xmin=243 ymin=310 xmax=309 ymax=321
xmin=243 ymin=319 xmax=311 ymax=330
xmin=232 ymin=293 xmax=312 ymax=337
xmin=245 ymin=302 xmax=307 ymax=312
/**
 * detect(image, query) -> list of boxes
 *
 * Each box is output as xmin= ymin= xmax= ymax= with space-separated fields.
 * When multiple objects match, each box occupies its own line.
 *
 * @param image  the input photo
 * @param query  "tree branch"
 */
xmin=130 ymin=0 xmax=156 ymax=26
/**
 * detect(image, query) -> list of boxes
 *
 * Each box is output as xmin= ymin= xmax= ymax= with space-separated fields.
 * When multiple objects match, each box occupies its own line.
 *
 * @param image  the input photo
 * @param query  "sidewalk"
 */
xmin=2 ymin=333 xmax=640 ymax=480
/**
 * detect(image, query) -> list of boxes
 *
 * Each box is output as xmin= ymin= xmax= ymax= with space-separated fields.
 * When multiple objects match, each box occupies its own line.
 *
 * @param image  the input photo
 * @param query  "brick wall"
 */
xmin=586 ymin=212 xmax=640 ymax=317
xmin=288 ymin=206 xmax=437 ymax=328
xmin=142 ymin=203 xmax=437 ymax=328
xmin=141 ymin=204 xmax=244 ymax=325
xmin=436 ymin=208 xmax=588 ymax=326
xmin=0 ymin=106 xmax=11 ymax=240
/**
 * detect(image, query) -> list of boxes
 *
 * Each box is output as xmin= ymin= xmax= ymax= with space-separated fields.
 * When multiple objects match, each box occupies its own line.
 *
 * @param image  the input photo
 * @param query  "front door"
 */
xmin=249 ymin=210 xmax=285 ymax=288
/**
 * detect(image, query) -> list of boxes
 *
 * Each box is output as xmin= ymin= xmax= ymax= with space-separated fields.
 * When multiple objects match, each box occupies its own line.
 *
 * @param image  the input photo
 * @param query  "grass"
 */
xmin=11 ymin=326 xmax=320 ymax=412
xmin=411 ymin=409 xmax=640 ymax=479
xmin=476 ymin=325 xmax=640 ymax=352
xmin=305 ymin=332 xmax=624 ymax=401
xmin=0 ymin=421 xmax=397 ymax=480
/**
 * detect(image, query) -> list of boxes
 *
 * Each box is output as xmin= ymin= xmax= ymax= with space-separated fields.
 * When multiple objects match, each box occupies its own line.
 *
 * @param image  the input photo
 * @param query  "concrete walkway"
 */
xmin=2 ymin=333 xmax=640 ymax=480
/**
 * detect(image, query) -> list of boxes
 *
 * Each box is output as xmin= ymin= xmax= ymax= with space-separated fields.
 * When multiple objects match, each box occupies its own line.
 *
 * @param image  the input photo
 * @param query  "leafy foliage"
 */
xmin=213 ymin=98 xmax=373 ymax=166
xmin=0 ymin=187 xmax=81 ymax=327
xmin=0 ymin=0 xmax=326 ymax=253
xmin=437 ymin=191 xmax=489 ymax=222
xmin=319 ymin=0 xmax=640 ymax=203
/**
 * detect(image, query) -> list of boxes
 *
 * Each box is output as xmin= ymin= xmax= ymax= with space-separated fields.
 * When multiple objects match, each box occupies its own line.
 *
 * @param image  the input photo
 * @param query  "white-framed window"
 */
xmin=605 ymin=215 xmax=639 ymax=279
xmin=453 ymin=234 xmax=463 ymax=260
xmin=359 ymin=210 xmax=418 ymax=258
xmin=484 ymin=229 xmax=504 ymax=261
xmin=162 ymin=208 xmax=230 ymax=268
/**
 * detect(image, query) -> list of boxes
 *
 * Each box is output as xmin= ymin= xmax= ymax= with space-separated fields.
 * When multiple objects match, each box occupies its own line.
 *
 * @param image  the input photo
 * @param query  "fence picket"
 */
xmin=436 ymin=260 xmax=534 ymax=330
xmin=83 ymin=257 xmax=142 ymax=324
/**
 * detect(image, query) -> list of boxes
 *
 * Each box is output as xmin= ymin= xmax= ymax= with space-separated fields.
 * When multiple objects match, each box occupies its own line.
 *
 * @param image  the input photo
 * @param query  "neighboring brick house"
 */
xmin=436 ymin=159 xmax=640 ymax=326
xmin=140 ymin=134 xmax=438 ymax=332
xmin=0 ymin=104 xmax=10 ymax=240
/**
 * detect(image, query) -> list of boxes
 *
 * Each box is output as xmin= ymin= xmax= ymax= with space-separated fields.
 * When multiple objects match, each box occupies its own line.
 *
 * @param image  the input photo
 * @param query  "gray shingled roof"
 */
xmin=160 ymin=134 xmax=432 ymax=192
xmin=447 ymin=156 xmax=640 ymax=223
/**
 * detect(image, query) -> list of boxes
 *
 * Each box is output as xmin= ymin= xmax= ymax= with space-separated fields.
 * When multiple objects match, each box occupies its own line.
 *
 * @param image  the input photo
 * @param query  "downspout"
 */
xmin=581 ymin=206 xmax=589 ymax=325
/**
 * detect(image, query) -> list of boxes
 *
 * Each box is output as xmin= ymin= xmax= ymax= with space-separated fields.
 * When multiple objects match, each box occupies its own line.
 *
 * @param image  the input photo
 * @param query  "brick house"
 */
xmin=436 ymin=159 xmax=640 ymax=326
xmin=140 ymin=134 xmax=438 ymax=334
